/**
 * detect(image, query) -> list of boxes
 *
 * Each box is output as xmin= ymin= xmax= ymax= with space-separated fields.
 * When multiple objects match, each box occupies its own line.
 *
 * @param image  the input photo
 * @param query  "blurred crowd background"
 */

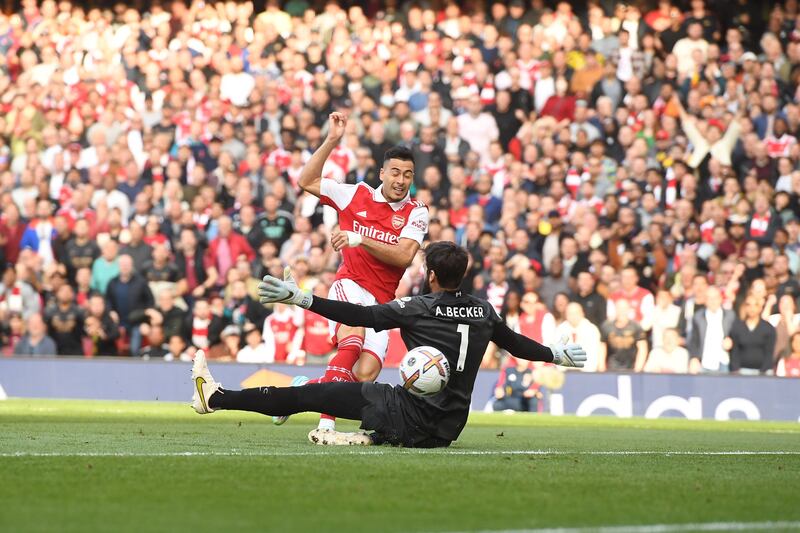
xmin=0 ymin=0 xmax=799 ymax=382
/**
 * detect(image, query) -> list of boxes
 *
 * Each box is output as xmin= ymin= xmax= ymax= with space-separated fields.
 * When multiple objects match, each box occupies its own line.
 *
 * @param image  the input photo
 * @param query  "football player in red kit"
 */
xmin=283 ymin=112 xmax=428 ymax=438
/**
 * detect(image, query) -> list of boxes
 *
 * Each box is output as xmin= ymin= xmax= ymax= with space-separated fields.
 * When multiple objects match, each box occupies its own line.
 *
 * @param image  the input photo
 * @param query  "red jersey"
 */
xmin=700 ymin=219 xmax=715 ymax=243
xmin=329 ymin=146 xmax=355 ymax=175
xmin=267 ymin=148 xmax=292 ymax=173
xmin=519 ymin=309 xmax=547 ymax=343
xmin=782 ymin=357 xmax=800 ymax=378
xmin=301 ymin=309 xmax=335 ymax=356
xmin=449 ymin=207 xmax=468 ymax=229
xmin=609 ymin=287 xmax=655 ymax=323
xmin=266 ymin=311 xmax=298 ymax=363
xmin=319 ymin=179 xmax=429 ymax=304
xmin=749 ymin=213 xmax=771 ymax=238
xmin=565 ymin=166 xmax=590 ymax=198
xmin=765 ymin=134 xmax=796 ymax=158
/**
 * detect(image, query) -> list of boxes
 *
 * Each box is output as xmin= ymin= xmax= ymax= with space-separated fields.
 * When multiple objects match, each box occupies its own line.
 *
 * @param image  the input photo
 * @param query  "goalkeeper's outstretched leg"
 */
xmin=191 ymin=351 xmax=373 ymax=445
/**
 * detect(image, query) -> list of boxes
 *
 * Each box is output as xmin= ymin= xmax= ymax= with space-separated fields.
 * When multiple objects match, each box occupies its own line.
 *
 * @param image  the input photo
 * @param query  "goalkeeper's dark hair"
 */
xmin=424 ymin=241 xmax=469 ymax=290
xmin=383 ymin=145 xmax=414 ymax=166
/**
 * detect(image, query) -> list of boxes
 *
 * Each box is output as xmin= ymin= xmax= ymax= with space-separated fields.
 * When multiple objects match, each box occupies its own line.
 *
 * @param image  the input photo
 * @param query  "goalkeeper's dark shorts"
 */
xmin=360 ymin=382 xmax=451 ymax=449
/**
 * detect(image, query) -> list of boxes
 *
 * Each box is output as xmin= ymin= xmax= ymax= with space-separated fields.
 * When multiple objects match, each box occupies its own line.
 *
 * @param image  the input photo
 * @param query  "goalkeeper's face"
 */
xmin=381 ymin=159 xmax=414 ymax=202
xmin=422 ymin=268 xmax=433 ymax=295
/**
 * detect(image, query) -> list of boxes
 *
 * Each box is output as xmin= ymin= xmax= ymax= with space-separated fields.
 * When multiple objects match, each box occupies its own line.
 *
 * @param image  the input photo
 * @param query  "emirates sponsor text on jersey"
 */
xmin=352 ymin=220 xmax=400 ymax=245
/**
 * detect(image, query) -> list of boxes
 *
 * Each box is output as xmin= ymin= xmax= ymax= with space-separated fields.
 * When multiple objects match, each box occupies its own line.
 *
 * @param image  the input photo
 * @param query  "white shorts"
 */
xmin=327 ymin=278 xmax=389 ymax=365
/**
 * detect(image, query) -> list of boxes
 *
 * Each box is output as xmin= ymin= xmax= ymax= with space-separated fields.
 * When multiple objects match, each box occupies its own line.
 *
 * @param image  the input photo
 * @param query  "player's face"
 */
xmin=380 ymin=158 xmax=414 ymax=202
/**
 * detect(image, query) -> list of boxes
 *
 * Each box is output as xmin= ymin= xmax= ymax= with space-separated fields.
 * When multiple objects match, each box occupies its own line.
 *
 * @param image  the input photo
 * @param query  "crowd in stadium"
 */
xmin=0 ymin=0 xmax=799 ymax=379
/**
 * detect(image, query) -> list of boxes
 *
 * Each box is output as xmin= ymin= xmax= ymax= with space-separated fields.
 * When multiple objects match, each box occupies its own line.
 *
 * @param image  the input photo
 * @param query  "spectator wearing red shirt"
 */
xmin=607 ymin=266 xmax=656 ymax=333
xmin=175 ymin=227 xmax=218 ymax=303
xmin=518 ymin=292 xmax=557 ymax=345
xmin=262 ymin=303 xmax=300 ymax=363
xmin=540 ymin=77 xmax=576 ymax=123
xmin=207 ymin=216 xmax=255 ymax=288
xmin=0 ymin=202 xmax=26 ymax=266
xmin=294 ymin=283 xmax=336 ymax=366
xmin=777 ymin=332 xmax=800 ymax=377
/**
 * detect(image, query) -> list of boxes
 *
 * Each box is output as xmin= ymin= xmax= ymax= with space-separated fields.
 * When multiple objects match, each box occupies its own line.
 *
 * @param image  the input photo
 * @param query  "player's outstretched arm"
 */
xmin=257 ymin=270 xmax=377 ymax=328
xmin=258 ymin=271 xmax=415 ymax=331
xmin=492 ymin=323 xmax=587 ymax=368
xmin=298 ymin=112 xmax=347 ymax=197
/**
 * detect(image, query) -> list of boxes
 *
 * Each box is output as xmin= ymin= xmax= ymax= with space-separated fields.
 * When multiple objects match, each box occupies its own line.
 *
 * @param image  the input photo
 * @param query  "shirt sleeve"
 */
xmin=398 ymin=205 xmax=429 ymax=244
xmin=639 ymin=293 xmax=655 ymax=332
xmin=307 ymin=295 xmax=419 ymax=331
xmin=606 ymin=298 xmax=616 ymax=321
xmin=319 ymin=178 xmax=359 ymax=211
xmin=491 ymin=321 xmax=554 ymax=362
xmin=260 ymin=320 xmax=276 ymax=364
xmin=368 ymin=299 xmax=420 ymax=332
xmin=540 ymin=313 xmax=557 ymax=345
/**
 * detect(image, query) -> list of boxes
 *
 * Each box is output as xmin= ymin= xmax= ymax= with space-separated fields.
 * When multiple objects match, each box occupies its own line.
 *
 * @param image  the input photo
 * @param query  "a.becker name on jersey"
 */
xmin=433 ymin=305 xmax=486 ymax=319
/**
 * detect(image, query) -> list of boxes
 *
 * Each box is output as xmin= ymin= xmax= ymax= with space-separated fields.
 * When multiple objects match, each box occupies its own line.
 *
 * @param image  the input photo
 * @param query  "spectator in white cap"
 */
xmin=208 ymin=324 xmax=241 ymax=361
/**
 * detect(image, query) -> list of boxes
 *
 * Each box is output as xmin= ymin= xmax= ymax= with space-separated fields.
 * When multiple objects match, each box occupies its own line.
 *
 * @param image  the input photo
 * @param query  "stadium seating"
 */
xmin=0 ymin=0 xmax=798 ymax=379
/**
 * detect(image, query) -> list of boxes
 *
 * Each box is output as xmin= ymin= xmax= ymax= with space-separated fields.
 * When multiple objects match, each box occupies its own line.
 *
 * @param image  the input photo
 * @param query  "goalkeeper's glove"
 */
xmin=258 ymin=267 xmax=313 ymax=309
xmin=549 ymin=335 xmax=587 ymax=368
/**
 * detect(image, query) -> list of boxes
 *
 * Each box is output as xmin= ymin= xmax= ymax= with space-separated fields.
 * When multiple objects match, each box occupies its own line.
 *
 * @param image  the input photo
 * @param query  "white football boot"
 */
xmin=307 ymin=429 xmax=373 ymax=446
xmin=191 ymin=350 xmax=222 ymax=414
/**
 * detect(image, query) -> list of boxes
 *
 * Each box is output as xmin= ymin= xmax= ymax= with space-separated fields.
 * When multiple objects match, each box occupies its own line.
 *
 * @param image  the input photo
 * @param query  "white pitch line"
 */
xmin=443 ymin=522 xmax=800 ymax=533
xmin=1 ymin=450 xmax=800 ymax=458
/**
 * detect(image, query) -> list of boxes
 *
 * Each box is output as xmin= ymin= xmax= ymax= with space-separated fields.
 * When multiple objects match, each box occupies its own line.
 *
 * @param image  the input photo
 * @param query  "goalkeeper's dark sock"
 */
xmin=208 ymin=387 xmax=300 ymax=416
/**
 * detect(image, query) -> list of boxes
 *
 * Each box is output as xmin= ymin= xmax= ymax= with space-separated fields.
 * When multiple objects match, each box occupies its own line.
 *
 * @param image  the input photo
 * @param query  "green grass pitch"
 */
xmin=1 ymin=399 xmax=799 ymax=533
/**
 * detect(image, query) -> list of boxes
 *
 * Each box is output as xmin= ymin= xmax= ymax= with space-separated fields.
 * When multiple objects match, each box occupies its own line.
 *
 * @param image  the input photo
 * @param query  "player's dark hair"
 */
xmin=383 ymin=146 xmax=414 ymax=165
xmin=424 ymin=241 xmax=469 ymax=290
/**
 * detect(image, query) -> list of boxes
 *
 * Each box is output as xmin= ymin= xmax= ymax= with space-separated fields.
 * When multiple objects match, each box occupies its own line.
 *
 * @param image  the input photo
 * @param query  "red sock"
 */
xmin=318 ymin=335 xmax=363 ymax=428
xmin=320 ymin=335 xmax=363 ymax=384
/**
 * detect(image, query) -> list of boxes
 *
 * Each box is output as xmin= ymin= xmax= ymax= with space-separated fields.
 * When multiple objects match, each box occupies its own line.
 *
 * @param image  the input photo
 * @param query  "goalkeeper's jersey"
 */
xmin=366 ymin=291 xmax=504 ymax=441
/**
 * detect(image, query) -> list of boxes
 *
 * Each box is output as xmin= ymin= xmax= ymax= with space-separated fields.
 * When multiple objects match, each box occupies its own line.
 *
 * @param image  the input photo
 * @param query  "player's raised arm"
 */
xmin=298 ymin=112 xmax=347 ymax=197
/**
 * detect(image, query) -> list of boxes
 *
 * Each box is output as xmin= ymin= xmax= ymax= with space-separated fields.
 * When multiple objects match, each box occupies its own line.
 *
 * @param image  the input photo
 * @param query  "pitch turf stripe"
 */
xmin=445 ymin=522 xmax=800 ymax=533
xmin=2 ymin=450 xmax=800 ymax=458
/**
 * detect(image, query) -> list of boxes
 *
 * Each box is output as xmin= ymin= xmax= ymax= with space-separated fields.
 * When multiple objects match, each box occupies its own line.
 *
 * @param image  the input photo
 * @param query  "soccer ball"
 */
xmin=399 ymin=346 xmax=450 ymax=397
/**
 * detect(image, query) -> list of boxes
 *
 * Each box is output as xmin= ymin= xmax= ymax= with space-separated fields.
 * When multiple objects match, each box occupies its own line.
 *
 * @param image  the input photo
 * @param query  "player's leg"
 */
xmin=313 ymin=324 xmax=364 ymax=430
xmin=193 ymin=351 xmax=373 ymax=445
xmin=209 ymin=382 xmax=367 ymax=421
xmin=353 ymin=328 xmax=389 ymax=382
xmin=325 ymin=324 xmax=365 ymax=384
xmin=271 ymin=375 xmax=311 ymax=426
xmin=313 ymin=279 xmax=368 ymax=431
xmin=193 ymin=349 xmax=367 ymax=419
xmin=354 ymin=352 xmax=381 ymax=382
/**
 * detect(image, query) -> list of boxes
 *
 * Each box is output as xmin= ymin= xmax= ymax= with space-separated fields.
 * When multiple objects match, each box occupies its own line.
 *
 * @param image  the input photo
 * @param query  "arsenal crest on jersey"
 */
xmin=392 ymin=214 xmax=405 ymax=229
